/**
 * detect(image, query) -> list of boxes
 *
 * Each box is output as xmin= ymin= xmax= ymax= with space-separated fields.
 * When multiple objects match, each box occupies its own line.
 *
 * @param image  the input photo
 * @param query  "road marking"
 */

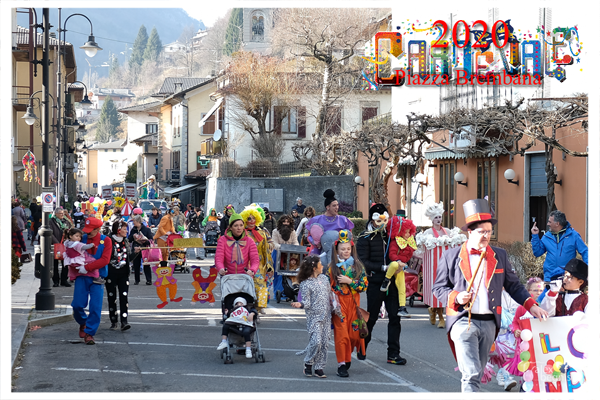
xmin=97 ymin=340 xmax=334 ymax=353
xmin=207 ymin=318 xmax=216 ymax=326
xmin=50 ymin=367 xmax=409 ymax=386
xmin=129 ymin=321 xmax=306 ymax=332
xmin=269 ymin=306 xmax=297 ymax=322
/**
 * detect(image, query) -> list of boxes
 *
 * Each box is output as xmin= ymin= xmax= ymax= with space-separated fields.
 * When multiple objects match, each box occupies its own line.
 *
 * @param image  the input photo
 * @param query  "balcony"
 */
xmin=13 ymin=85 xmax=30 ymax=111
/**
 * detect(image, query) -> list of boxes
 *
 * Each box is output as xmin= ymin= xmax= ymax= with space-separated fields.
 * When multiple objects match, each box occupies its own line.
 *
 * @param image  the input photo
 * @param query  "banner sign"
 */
xmin=124 ymin=182 xmax=137 ymax=199
xmin=102 ymin=185 xmax=112 ymax=200
xmin=519 ymin=314 xmax=589 ymax=393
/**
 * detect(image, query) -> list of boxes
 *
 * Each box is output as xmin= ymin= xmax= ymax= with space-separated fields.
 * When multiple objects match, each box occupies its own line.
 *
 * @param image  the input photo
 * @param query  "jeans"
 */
xmin=71 ymin=276 xmax=104 ymax=336
xmin=364 ymin=279 xmax=401 ymax=358
xmin=450 ymin=317 xmax=496 ymax=392
xmin=187 ymin=231 xmax=205 ymax=258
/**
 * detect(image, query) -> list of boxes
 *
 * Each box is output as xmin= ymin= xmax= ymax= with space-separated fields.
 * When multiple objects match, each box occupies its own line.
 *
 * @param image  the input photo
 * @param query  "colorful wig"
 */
xmin=240 ymin=206 xmax=263 ymax=227
xmin=387 ymin=216 xmax=417 ymax=238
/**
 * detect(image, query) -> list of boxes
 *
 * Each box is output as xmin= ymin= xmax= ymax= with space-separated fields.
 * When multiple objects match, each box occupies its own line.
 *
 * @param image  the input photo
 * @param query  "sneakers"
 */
xmin=387 ymin=356 xmax=407 ymax=365
xmin=303 ymin=364 xmax=312 ymax=377
xmin=380 ymin=278 xmax=391 ymax=292
xmin=79 ymin=324 xmax=87 ymax=338
xmin=314 ymin=369 xmax=327 ymax=378
xmin=504 ymin=377 xmax=517 ymax=391
xmin=337 ymin=364 xmax=349 ymax=378
xmin=397 ymin=307 xmax=411 ymax=317
xmin=121 ymin=323 xmax=131 ymax=331
xmin=84 ymin=334 xmax=95 ymax=345
xmin=217 ymin=340 xmax=229 ymax=351
xmin=245 ymin=347 xmax=252 ymax=359
xmin=110 ymin=323 xmax=119 ymax=330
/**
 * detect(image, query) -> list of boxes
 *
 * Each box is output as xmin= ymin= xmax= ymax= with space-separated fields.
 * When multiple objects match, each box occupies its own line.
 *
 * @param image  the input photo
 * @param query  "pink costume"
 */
xmin=64 ymin=240 xmax=98 ymax=277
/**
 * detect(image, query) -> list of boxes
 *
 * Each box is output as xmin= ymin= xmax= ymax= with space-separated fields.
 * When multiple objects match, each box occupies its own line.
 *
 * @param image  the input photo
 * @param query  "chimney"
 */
xmin=174 ymin=82 xmax=182 ymax=93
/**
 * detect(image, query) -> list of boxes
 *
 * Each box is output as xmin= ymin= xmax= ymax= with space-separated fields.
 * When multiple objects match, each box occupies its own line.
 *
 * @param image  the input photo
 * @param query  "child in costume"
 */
xmin=380 ymin=216 xmax=417 ymax=317
xmin=503 ymin=276 xmax=545 ymax=387
xmin=327 ymin=229 xmax=368 ymax=378
xmin=217 ymin=297 xmax=258 ymax=358
xmin=292 ymin=255 xmax=331 ymax=378
xmin=541 ymin=258 xmax=588 ymax=316
xmin=63 ymin=228 xmax=105 ymax=285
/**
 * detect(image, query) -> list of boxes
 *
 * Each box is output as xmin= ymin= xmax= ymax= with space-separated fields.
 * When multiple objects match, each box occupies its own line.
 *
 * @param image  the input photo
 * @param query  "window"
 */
xmin=146 ymin=123 xmax=158 ymax=134
xmin=273 ymin=106 xmax=306 ymax=138
xmin=362 ymin=106 xmax=379 ymax=124
xmin=172 ymin=151 xmax=180 ymax=170
xmin=252 ymin=12 xmax=265 ymax=42
xmin=438 ymin=161 xmax=456 ymax=229
xmin=201 ymin=113 xmax=216 ymax=136
xmin=477 ymin=159 xmax=497 ymax=240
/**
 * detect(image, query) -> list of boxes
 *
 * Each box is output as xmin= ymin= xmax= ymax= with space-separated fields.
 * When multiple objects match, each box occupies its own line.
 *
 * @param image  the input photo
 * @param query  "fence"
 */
xmin=218 ymin=157 xmax=315 ymax=178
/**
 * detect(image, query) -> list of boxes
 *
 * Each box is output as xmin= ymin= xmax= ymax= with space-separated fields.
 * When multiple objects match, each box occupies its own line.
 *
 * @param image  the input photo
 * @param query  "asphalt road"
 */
xmin=12 ymin=254 xmax=508 ymax=393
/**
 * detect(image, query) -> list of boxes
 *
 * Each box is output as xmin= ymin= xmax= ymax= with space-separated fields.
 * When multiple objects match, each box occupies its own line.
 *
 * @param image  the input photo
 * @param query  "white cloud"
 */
xmin=183 ymin=5 xmax=231 ymax=28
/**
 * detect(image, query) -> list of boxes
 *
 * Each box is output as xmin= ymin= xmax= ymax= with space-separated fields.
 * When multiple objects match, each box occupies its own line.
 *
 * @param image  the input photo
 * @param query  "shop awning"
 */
xmin=163 ymin=183 xmax=205 ymax=196
xmin=423 ymin=148 xmax=466 ymax=161
xmin=198 ymin=98 xmax=223 ymax=128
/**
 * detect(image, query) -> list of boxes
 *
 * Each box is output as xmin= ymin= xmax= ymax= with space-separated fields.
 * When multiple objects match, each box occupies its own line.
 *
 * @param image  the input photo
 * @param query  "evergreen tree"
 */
xmin=96 ymin=95 xmax=121 ymax=142
xmin=143 ymin=27 xmax=163 ymax=62
xmin=224 ymin=8 xmax=243 ymax=56
xmin=129 ymin=25 xmax=149 ymax=69
xmin=109 ymin=54 xmax=120 ymax=81
xmin=125 ymin=161 xmax=137 ymax=183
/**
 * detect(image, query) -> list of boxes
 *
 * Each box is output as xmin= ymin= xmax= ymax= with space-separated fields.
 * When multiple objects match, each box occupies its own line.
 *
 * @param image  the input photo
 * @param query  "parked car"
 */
xmin=138 ymin=199 xmax=168 ymax=214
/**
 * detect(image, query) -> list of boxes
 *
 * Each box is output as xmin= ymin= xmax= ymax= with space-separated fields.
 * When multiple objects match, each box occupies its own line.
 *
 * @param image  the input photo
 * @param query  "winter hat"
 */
xmin=369 ymin=203 xmax=388 ymax=222
xmin=233 ymin=297 xmax=247 ymax=306
xmin=133 ymin=207 xmax=143 ymax=215
xmin=565 ymin=259 xmax=588 ymax=282
xmin=324 ymin=189 xmax=337 ymax=208
xmin=228 ymin=212 xmax=243 ymax=227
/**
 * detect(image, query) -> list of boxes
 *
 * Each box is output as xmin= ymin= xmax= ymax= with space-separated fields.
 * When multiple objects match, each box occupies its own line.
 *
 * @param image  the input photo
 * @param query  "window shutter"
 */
xmin=297 ymin=107 xmax=306 ymax=138
xmin=362 ymin=107 xmax=378 ymax=124
xmin=273 ymin=106 xmax=282 ymax=135
xmin=326 ymin=106 xmax=341 ymax=135
xmin=204 ymin=114 xmax=216 ymax=136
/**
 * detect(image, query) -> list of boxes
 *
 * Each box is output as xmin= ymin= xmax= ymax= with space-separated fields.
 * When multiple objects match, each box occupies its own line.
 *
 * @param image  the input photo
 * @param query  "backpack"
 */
xmin=187 ymin=211 xmax=200 ymax=232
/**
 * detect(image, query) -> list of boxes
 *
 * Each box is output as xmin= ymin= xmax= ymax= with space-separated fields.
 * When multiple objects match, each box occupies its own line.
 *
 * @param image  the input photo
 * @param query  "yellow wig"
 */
xmin=240 ymin=206 xmax=263 ymax=227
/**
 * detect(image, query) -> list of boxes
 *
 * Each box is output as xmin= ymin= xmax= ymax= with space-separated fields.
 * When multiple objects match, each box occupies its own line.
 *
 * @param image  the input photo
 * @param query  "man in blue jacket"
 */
xmin=531 ymin=210 xmax=587 ymax=301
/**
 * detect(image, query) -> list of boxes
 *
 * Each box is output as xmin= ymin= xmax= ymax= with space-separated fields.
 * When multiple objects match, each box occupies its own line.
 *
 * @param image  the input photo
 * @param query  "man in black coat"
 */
xmin=433 ymin=199 xmax=548 ymax=392
xmin=356 ymin=203 xmax=406 ymax=365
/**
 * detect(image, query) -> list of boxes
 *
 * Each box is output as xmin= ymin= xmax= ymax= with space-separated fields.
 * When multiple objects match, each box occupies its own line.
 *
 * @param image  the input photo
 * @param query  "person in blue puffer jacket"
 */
xmin=531 ymin=210 xmax=587 ymax=302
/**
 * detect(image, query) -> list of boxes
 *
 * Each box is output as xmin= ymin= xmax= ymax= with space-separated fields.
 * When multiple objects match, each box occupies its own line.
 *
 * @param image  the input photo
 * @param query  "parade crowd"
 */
xmin=10 ymin=189 xmax=589 ymax=392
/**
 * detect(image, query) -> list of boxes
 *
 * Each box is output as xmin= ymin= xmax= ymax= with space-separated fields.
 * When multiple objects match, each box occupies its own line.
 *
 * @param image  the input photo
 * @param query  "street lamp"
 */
xmin=454 ymin=171 xmax=468 ymax=187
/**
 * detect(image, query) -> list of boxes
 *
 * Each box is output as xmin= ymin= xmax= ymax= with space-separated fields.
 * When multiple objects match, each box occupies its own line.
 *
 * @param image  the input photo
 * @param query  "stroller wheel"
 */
xmin=221 ymin=349 xmax=225 ymax=359
xmin=255 ymin=351 xmax=259 ymax=363
xmin=224 ymin=356 xmax=233 ymax=364
xmin=258 ymin=352 xmax=265 ymax=363
xmin=276 ymin=290 xmax=281 ymax=303
xmin=409 ymin=296 xmax=414 ymax=308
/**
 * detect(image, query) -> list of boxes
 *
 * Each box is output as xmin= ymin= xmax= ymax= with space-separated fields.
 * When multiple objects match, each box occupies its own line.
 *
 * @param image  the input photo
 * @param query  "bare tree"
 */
xmin=409 ymin=94 xmax=588 ymax=212
xmin=195 ymin=10 xmax=232 ymax=77
xmin=272 ymin=8 xmax=389 ymax=139
xmin=220 ymin=51 xmax=299 ymax=159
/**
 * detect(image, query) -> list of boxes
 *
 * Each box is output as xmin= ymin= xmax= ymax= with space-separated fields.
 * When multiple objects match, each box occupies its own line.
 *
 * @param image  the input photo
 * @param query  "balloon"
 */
xmin=518 ymin=361 xmax=530 ymax=372
xmin=88 ymin=197 xmax=95 ymax=203
xmin=553 ymin=361 xmax=562 ymax=372
xmin=544 ymin=365 xmax=553 ymax=375
xmin=572 ymin=310 xmax=585 ymax=321
xmin=555 ymin=355 xmax=564 ymax=364
xmin=523 ymin=381 xmax=534 ymax=392
xmin=520 ymin=341 xmax=530 ymax=352
xmin=106 ymin=200 xmax=112 ymax=206
xmin=520 ymin=351 xmax=531 ymax=362
xmin=36 ymin=196 xmax=42 ymax=203
xmin=74 ymin=201 xmax=80 ymax=207
xmin=94 ymin=206 xmax=98 ymax=211
xmin=547 ymin=360 xmax=554 ymax=366
xmin=520 ymin=329 xmax=533 ymax=342
xmin=523 ymin=370 xmax=534 ymax=382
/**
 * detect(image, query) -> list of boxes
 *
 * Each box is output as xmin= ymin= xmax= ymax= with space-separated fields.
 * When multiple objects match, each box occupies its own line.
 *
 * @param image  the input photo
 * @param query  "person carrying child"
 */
xmin=63 ymin=227 xmax=105 ymax=285
xmin=380 ymin=216 xmax=417 ymax=318
xmin=540 ymin=258 xmax=588 ymax=316
xmin=327 ymin=229 xmax=368 ymax=378
xmin=292 ymin=255 xmax=332 ymax=378
xmin=216 ymin=297 xmax=258 ymax=358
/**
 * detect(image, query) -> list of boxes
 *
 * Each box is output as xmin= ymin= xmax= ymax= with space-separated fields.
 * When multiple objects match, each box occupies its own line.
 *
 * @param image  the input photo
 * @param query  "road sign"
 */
xmin=41 ymin=187 xmax=55 ymax=212
xmin=93 ymin=183 xmax=98 ymax=188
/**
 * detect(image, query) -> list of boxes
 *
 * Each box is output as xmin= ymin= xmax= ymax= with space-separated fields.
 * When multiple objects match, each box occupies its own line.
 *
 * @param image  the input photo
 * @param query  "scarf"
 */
xmin=396 ymin=235 xmax=417 ymax=250
xmin=246 ymin=226 xmax=265 ymax=244
xmin=336 ymin=256 xmax=355 ymax=271
xmin=227 ymin=238 xmax=246 ymax=265
xmin=52 ymin=215 xmax=68 ymax=230
xmin=332 ymin=256 xmax=356 ymax=294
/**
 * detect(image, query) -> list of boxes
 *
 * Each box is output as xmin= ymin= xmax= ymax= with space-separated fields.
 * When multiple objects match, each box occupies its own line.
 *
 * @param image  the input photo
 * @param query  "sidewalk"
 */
xmin=11 ymin=257 xmax=73 ymax=370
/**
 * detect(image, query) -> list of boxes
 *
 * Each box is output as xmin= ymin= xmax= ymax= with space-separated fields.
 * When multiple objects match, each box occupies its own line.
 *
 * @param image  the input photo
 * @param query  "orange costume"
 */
xmin=329 ymin=257 xmax=368 ymax=364
xmin=153 ymin=214 xmax=176 ymax=260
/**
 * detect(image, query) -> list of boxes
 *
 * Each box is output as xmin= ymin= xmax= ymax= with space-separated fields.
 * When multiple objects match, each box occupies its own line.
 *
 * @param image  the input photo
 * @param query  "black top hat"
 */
xmin=565 ymin=259 xmax=587 ymax=282
xmin=462 ymin=199 xmax=498 ymax=231
xmin=396 ymin=209 xmax=406 ymax=217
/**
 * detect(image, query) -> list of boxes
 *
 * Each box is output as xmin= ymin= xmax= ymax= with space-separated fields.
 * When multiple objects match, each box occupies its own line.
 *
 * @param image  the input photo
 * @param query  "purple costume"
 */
xmin=306 ymin=215 xmax=354 ymax=266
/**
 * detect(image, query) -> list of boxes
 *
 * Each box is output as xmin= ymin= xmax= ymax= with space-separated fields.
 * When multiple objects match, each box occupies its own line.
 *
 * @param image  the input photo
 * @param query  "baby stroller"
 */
xmin=204 ymin=224 xmax=220 ymax=255
xmin=166 ymin=233 xmax=190 ymax=273
xmin=274 ymin=244 xmax=307 ymax=303
xmin=406 ymin=256 xmax=423 ymax=307
xmin=220 ymin=274 xmax=265 ymax=364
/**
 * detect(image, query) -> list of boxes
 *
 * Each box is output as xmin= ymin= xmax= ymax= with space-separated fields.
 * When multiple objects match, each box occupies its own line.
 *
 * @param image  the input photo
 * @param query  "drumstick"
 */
xmin=466 ymin=250 xmax=486 ymax=292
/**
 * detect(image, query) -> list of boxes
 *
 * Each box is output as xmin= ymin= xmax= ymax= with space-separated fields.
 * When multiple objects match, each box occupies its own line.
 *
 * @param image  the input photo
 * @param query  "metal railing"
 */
xmin=218 ymin=157 xmax=313 ymax=178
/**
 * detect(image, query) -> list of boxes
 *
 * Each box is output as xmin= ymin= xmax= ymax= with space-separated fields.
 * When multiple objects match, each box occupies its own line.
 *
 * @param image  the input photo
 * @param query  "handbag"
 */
xmin=142 ymin=240 xmax=163 ymax=263
xmin=20 ymin=253 xmax=32 ymax=263
xmin=54 ymin=241 xmax=65 ymax=260
xmin=348 ymin=285 xmax=370 ymax=338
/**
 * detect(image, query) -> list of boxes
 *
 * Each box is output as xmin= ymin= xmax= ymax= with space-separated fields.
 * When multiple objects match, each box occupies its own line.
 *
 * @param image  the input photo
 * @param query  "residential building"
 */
xmin=88 ymin=86 xmax=135 ymax=111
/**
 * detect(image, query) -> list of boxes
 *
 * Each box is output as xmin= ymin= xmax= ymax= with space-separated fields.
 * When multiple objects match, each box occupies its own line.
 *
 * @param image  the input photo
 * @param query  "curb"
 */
xmin=13 ymin=307 xmax=73 ymax=371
